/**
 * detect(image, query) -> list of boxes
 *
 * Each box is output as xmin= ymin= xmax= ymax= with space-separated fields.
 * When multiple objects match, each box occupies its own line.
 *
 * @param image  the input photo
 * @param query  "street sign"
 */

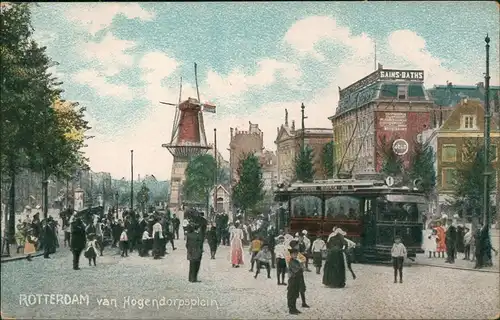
xmin=392 ymin=139 xmax=409 ymax=156
xmin=385 ymin=176 xmax=395 ymax=187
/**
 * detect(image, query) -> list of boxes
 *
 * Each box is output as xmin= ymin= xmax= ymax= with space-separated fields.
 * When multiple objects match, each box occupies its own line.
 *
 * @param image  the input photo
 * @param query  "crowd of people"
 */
xmin=423 ymin=214 xmax=498 ymax=269
xmin=14 ymin=213 xmax=59 ymax=260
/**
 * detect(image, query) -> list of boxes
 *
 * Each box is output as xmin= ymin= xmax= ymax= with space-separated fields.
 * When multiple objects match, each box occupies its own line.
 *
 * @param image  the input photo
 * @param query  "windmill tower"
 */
xmin=161 ymin=63 xmax=216 ymax=209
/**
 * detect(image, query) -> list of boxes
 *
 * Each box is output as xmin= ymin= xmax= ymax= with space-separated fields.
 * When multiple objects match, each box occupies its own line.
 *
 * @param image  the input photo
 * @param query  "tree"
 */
xmin=232 ymin=153 xmax=265 ymax=216
xmin=136 ymin=183 xmax=150 ymax=213
xmin=408 ymin=140 xmax=436 ymax=198
xmin=322 ymin=141 xmax=335 ymax=178
xmin=183 ymin=154 xmax=217 ymax=212
xmin=295 ymin=146 xmax=315 ymax=182
xmin=450 ymin=138 xmax=495 ymax=225
xmin=377 ymin=136 xmax=404 ymax=177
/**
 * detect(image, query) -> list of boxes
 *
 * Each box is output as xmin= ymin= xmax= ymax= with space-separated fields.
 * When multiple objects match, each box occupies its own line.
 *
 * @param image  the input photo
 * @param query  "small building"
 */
xmin=210 ymin=184 xmax=231 ymax=214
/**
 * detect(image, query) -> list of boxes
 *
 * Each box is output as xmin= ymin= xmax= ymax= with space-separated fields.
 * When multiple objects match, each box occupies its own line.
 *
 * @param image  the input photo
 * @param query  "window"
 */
xmin=442 ymin=168 xmax=457 ymax=188
xmin=398 ymin=85 xmax=408 ymax=100
xmin=442 ymin=144 xmax=457 ymax=162
xmin=462 ymin=115 xmax=476 ymax=129
xmin=491 ymin=145 xmax=497 ymax=162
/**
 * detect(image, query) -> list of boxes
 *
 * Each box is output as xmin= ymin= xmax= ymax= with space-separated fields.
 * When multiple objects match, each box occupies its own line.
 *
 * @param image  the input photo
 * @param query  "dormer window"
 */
xmin=398 ymin=85 xmax=408 ymax=100
xmin=462 ymin=115 xmax=476 ymax=129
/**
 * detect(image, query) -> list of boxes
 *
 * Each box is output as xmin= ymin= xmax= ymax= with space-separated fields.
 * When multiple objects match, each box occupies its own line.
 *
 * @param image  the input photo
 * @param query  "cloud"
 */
xmin=47 ymin=66 xmax=65 ymax=81
xmin=65 ymin=3 xmax=155 ymax=35
xmin=205 ymin=59 xmax=302 ymax=103
xmin=283 ymin=16 xmax=373 ymax=61
xmin=73 ymin=69 xmax=135 ymax=101
xmin=32 ymin=30 xmax=57 ymax=46
xmin=82 ymin=32 xmax=136 ymax=76
xmin=387 ymin=30 xmax=468 ymax=86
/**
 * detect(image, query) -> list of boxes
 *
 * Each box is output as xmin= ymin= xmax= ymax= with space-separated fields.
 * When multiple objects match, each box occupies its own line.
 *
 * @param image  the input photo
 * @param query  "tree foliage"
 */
xmin=450 ymin=138 xmax=496 ymax=221
xmin=183 ymin=154 xmax=217 ymax=204
xmin=408 ymin=140 xmax=436 ymax=198
xmin=295 ymin=146 xmax=315 ymax=182
xmin=377 ymin=136 xmax=404 ymax=177
xmin=232 ymin=153 xmax=265 ymax=215
xmin=322 ymin=141 xmax=335 ymax=178
xmin=136 ymin=183 xmax=150 ymax=212
xmin=1 ymin=3 xmax=91 ymax=229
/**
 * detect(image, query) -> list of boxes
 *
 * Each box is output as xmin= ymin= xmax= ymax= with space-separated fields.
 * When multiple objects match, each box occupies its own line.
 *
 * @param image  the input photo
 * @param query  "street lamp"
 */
xmin=483 ymin=34 xmax=491 ymax=229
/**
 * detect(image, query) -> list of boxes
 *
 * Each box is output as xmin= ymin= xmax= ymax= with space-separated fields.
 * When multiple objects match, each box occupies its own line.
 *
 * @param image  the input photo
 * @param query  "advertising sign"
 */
xmin=379 ymin=112 xmax=408 ymax=131
xmin=392 ymin=139 xmax=409 ymax=156
xmin=74 ymin=188 xmax=84 ymax=212
xmin=379 ymin=70 xmax=424 ymax=81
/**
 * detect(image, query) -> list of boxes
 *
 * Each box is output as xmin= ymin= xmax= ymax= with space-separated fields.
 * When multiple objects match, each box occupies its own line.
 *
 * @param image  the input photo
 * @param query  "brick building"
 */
xmin=329 ymin=66 xmax=433 ymax=175
xmin=422 ymin=98 xmax=499 ymax=217
xmin=275 ymin=111 xmax=332 ymax=183
xmin=228 ymin=122 xmax=264 ymax=185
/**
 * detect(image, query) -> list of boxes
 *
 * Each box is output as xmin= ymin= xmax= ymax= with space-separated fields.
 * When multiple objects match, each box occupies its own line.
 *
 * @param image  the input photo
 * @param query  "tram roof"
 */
xmin=274 ymin=179 xmax=425 ymax=198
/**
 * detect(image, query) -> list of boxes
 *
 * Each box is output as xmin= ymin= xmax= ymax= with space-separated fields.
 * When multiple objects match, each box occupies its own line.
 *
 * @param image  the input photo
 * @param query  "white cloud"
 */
xmin=205 ymin=59 xmax=302 ymax=104
xmin=32 ymin=30 xmax=57 ymax=46
xmin=47 ymin=66 xmax=65 ymax=81
xmin=387 ymin=30 xmax=468 ymax=86
xmin=82 ymin=32 xmax=136 ymax=76
xmin=283 ymin=16 xmax=373 ymax=61
xmin=73 ymin=69 xmax=135 ymax=101
xmin=65 ymin=3 xmax=155 ymax=35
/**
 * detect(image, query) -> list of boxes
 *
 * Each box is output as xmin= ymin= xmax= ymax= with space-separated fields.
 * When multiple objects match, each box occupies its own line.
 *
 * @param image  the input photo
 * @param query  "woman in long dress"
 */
xmin=322 ymin=228 xmax=347 ymax=288
xmin=230 ymin=222 xmax=244 ymax=267
xmin=425 ymin=228 xmax=438 ymax=258
xmin=152 ymin=218 xmax=164 ymax=259
xmin=434 ymin=221 xmax=446 ymax=258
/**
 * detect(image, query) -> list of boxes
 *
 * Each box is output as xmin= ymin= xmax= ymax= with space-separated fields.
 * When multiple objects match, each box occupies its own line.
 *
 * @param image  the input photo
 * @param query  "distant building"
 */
xmin=229 ymin=122 xmax=264 ymax=184
xmin=329 ymin=66 xmax=432 ymax=175
xmin=255 ymin=149 xmax=278 ymax=194
xmin=422 ymin=98 xmax=499 ymax=217
xmin=210 ymin=184 xmax=231 ymax=214
xmin=275 ymin=111 xmax=332 ymax=183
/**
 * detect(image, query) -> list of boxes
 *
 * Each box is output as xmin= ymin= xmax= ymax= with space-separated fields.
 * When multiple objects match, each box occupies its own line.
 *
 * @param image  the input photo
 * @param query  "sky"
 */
xmin=30 ymin=2 xmax=500 ymax=180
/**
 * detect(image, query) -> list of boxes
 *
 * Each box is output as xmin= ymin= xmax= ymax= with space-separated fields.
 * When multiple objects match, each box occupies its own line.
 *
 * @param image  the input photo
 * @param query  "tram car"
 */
xmin=273 ymin=177 xmax=426 ymax=262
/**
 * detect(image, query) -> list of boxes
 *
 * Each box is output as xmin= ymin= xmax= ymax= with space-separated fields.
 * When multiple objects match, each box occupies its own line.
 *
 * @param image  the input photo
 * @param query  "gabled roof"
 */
xmin=275 ymin=124 xmax=294 ymax=143
xmin=440 ymin=99 xmax=499 ymax=131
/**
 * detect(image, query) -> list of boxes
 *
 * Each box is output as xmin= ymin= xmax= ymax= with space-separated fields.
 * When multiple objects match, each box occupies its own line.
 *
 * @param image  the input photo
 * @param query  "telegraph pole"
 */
xmin=213 ymin=128 xmax=218 ymax=217
xmin=483 ymin=34 xmax=491 ymax=228
xmin=130 ymin=150 xmax=134 ymax=211
xmin=301 ymin=103 xmax=307 ymax=151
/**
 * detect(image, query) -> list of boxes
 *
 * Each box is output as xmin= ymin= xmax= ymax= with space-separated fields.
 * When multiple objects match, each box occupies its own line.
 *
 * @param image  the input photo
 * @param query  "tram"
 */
xmin=273 ymin=177 xmax=426 ymax=262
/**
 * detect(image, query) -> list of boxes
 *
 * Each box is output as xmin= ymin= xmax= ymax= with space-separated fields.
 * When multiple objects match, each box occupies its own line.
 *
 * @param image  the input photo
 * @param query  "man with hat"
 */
xmin=70 ymin=216 xmax=86 ymax=270
xmin=287 ymin=247 xmax=308 ymax=315
xmin=185 ymin=224 xmax=203 ymax=282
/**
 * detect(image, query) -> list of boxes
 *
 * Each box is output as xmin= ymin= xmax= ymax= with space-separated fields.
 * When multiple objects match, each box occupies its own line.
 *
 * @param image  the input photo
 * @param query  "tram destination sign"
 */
xmin=379 ymin=69 xmax=424 ymax=81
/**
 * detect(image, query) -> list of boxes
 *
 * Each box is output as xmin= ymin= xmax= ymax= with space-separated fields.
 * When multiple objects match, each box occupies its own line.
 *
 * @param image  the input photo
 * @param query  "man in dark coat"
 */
xmin=186 ymin=225 xmax=203 ymax=282
xmin=445 ymin=223 xmax=457 ymax=263
xmin=172 ymin=214 xmax=180 ymax=240
xmin=42 ymin=218 xmax=57 ymax=258
xmin=70 ymin=217 xmax=86 ymax=270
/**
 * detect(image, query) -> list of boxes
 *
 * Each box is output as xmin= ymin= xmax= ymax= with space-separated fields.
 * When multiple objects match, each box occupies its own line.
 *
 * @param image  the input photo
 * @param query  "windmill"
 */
xmin=160 ymin=63 xmax=216 ymax=209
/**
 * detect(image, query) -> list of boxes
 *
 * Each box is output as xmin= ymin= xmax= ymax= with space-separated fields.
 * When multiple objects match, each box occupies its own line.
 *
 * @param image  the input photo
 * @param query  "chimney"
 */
xmin=230 ymin=127 xmax=233 ymax=139
xmin=378 ymin=63 xmax=383 ymax=70
xmin=291 ymin=120 xmax=295 ymax=131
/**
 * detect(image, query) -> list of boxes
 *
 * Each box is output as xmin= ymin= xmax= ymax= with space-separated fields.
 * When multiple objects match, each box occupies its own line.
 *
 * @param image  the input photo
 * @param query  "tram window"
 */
xmin=325 ymin=196 xmax=361 ymax=220
xmin=377 ymin=200 xmax=422 ymax=222
xmin=291 ymin=196 xmax=321 ymax=217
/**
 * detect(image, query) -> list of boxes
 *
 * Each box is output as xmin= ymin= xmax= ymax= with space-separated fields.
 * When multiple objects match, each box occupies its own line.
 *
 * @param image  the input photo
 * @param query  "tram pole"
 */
xmin=301 ymin=103 xmax=307 ymax=151
xmin=482 ymin=34 xmax=491 ymax=229
xmin=130 ymin=150 xmax=134 ymax=211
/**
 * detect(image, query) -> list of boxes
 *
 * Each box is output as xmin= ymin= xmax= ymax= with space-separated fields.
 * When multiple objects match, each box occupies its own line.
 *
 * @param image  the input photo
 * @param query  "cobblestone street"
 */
xmin=2 ymin=240 xmax=499 ymax=319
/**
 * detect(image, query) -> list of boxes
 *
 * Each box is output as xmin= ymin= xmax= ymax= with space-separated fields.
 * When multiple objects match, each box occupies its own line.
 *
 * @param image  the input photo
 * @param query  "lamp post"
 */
xmin=213 ymin=128 xmax=218 ymax=217
xmin=301 ymin=103 xmax=307 ymax=151
xmin=130 ymin=150 xmax=134 ymax=211
xmin=483 ymin=34 xmax=491 ymax=229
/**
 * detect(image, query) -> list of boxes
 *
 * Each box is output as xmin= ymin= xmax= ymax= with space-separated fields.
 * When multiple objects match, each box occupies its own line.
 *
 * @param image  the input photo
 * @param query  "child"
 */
xmin=120 ymin=228 xmax=129 ymax=257
xmin=84 ymin=233 xmax=99 ymax=266
xmin=287 ymin=248 xmax=308 ymax=315
xmin=311 ymin=233 xmax=326 ymax=274
xmin=254 ymin=244 xmax=272 ymax=279
xmin=249 ymin=236 xmax=262 ymax=272
xmin=140 ymin=227 xmax=151 ymax=257
xmin=344 ymin=237 xmax=357 ymax=280
xmin=426 ymin=229 xmax=438 ymax=258
xmin=391 ymin=235 xmax=407 ymax=283
xmin=274 ymin=236 xmax=288 ymax=285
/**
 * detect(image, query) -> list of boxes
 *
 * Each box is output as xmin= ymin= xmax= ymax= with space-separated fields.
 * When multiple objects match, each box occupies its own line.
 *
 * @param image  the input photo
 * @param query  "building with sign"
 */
xmin=329 ymin=65 xmax=433 ymax=175
xmin=421 ymin=98 xmax=499 ymax=217
xmin=275 ymin=111 xmax=332 ymax=183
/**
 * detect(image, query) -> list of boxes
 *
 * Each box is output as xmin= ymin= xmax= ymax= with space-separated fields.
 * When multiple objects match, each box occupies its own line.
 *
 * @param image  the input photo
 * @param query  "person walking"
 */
xmin=186 ymin=225 xmax=203 ymax=283
xmin=70 ymin=217 xmax=86 ymax=270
